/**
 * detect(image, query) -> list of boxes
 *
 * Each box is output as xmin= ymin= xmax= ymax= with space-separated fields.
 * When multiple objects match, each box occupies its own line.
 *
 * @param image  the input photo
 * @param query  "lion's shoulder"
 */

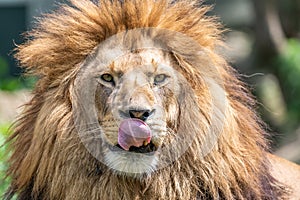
xmin=268 ymin=153 xmax=300 ymax=199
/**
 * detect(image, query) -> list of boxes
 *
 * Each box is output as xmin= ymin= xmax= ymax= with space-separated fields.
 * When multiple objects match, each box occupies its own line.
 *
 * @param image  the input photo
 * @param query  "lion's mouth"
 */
xmin=110 ymin=141 xmax=157 ymax=155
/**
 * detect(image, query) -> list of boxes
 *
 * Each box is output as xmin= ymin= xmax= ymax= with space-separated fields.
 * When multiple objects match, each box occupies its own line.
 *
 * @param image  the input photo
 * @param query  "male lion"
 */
xmin=5 ymin=0 xmax=300 ymax=199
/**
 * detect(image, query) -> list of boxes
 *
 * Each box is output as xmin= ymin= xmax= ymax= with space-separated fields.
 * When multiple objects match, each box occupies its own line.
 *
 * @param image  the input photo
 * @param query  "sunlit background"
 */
xmin=1 ymin=0 xmax=300 ymax=195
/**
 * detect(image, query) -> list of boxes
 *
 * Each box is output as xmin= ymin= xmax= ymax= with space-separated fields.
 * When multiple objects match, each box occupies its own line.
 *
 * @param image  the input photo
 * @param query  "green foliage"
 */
xmin=0 ymin=56 xmax=36 ymax=91
xmin=0 ymin=123 xmax=11 ymax=197
xmin=0 ymin=58 xmax=9 ymax=78
xmin=276 ymin=39 xmax=300 ymax=127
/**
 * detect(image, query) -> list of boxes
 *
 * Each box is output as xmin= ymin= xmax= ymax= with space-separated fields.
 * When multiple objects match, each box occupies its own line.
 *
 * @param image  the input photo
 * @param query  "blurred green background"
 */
xmin=0 ymin=0 xmax=300 ymax=196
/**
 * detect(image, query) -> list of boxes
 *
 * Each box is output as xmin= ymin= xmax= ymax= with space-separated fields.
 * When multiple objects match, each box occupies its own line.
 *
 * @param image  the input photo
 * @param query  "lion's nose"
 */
xmin=128 ymin=109 xmax=155 ymax=121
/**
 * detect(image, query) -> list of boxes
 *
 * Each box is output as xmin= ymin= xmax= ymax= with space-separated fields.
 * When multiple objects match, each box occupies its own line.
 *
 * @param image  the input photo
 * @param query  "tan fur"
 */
xmin=268 ymin=154 xmax=300 ymax=199
xmin=4 ymin=0 xmax=300 ymax=199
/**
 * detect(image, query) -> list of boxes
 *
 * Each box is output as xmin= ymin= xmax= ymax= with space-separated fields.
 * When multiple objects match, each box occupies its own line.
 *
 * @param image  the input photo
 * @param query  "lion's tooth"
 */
xmin=143 ymin=140 xmax=149 ymax=146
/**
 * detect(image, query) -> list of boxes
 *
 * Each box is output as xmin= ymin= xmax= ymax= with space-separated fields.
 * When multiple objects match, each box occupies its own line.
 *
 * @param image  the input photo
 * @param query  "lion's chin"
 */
xmin=104 ymin=149 xmax=158 ymax=176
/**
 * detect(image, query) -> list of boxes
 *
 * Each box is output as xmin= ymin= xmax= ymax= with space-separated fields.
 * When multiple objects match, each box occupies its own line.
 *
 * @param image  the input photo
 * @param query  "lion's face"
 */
xmin=72 ymin=29 xmax=223 ymax=176
xmin=91 ymin=49 xmax=182 ymax=175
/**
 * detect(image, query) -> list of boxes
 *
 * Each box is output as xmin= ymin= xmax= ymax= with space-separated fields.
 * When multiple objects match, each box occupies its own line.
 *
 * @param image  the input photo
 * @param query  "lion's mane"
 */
xmin=5 ymin=0 xmax=287 ymax=199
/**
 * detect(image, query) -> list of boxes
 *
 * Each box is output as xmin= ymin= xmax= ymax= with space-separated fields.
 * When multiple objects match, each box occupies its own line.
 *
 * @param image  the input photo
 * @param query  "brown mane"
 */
xmin=5 ymin=0 xmax=290 ymax=199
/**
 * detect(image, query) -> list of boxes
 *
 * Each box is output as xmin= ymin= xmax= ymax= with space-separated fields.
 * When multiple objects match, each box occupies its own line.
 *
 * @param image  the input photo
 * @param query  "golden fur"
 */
xmin=4 ymin=0 xmax=300 ymax=199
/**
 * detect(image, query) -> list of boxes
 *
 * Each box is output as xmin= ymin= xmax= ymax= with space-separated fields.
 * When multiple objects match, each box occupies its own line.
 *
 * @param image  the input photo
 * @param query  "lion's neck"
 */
xmin=14 ymin=136 xmax=285 ymax=200
xmin=89 ymin=152 xmax=284 ymax=200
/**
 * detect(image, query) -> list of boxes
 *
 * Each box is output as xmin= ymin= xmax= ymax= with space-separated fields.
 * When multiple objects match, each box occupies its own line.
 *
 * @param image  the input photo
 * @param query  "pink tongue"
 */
xmin=118 ymin=118 xmax=152 ymax=151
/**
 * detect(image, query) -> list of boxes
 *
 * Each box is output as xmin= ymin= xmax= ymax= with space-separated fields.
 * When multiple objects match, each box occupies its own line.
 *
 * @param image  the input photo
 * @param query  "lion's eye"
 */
xmin=154 ymin=74 xmax=168 ymax=85
xmin=101 ymin=73 xmax=114 ymax=83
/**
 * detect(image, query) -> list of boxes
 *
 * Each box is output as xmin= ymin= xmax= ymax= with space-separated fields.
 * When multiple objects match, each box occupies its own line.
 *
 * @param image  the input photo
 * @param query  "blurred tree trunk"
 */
xmin=252 ymin=0 xmax=300 ymax=66
xmin=251 ymin=0 xmax=287 ymax=142
xmin=278 ymin=0 xmax=300 ymax=38
xmin=252 ymin=0 xmax=286 ymax=61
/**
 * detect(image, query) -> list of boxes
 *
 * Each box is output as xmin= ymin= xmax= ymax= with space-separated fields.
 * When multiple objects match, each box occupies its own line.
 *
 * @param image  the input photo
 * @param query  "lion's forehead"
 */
xmin=110 ymin=49 xmax=172 ymax=73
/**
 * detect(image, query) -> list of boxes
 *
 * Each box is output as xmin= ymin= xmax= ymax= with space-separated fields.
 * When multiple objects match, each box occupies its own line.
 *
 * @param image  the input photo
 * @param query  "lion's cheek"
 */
xmin=100 ymin=124 xmax=119 ymax=145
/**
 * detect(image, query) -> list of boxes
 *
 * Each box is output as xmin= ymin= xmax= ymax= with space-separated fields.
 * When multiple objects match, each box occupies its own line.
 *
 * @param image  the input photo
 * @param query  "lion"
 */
xmin=4 ymin=0 xmax=300 ymax=199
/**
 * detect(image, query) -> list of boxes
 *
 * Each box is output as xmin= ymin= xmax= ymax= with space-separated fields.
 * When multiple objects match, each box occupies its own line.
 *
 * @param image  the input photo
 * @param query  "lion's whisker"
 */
xmin=53 ymin=122 xmax=102 ymax=134
xmin=62 ymin=135 xmax=104 ymax=152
